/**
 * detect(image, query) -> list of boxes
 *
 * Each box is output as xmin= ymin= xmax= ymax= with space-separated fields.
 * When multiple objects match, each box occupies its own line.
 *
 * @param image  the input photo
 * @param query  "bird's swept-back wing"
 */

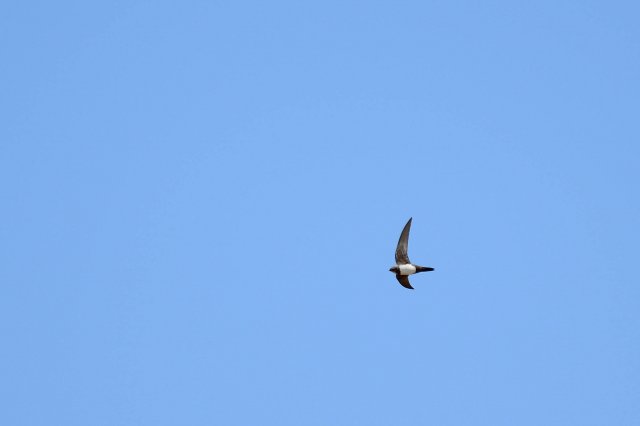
xmin=395 ymin=217 xmax=412 ymax=265
xmin=396 ymin=274 xmax=414 ymax=289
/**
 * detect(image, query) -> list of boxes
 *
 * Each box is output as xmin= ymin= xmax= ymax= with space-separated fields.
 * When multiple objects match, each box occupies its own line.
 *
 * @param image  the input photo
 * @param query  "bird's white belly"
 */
xmin=398 ymin=264 xmax=417 ymax=275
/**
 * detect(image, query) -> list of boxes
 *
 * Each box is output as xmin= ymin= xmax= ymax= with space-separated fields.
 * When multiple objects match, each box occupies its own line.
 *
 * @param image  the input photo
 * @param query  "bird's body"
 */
xmin=397 ymin=264 xmax=417 ymax=276
xmin=389 ymin=217 xmax=434 ymax=289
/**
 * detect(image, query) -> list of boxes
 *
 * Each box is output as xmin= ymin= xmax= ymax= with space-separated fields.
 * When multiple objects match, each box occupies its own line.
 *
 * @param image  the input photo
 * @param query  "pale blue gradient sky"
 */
xmin=1 ymin=1 xmax=639 ymax=425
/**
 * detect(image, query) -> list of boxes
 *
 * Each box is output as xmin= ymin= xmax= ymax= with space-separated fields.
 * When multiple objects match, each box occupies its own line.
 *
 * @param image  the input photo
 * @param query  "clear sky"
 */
xmin=2 ymin=1 xmax=639 ymax=425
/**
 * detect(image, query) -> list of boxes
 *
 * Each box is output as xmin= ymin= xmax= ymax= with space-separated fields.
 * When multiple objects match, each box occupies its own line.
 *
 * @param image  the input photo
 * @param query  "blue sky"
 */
xmin=1 ymin=1 xmax=639 ymax=425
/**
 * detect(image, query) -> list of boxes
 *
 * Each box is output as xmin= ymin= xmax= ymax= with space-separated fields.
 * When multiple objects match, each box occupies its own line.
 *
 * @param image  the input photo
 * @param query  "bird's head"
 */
xmin=389 ymin=265 xmax=399 ymax=273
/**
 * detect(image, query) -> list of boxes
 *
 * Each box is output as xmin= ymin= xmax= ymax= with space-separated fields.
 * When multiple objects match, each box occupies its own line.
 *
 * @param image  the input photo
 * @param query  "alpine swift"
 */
xmin=389 ymin=217 xmax=434 ymax=289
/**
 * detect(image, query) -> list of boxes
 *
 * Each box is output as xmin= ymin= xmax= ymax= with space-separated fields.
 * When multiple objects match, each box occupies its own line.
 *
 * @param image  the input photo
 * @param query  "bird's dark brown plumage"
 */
xmin=395 ymin=274 xmax=414 ymax=289
xmin=395 ymin=217 xmax=412 ymax=265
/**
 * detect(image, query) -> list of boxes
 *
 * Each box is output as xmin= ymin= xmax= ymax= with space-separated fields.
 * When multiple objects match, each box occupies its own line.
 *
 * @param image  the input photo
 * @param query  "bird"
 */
xmin=389 ymin=217 xmax=434 ymax=289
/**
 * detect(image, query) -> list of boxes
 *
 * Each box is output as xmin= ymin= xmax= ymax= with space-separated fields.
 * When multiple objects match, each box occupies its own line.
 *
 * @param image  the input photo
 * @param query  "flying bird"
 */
xmin=389 ymin=217 xmax=434 ymax=289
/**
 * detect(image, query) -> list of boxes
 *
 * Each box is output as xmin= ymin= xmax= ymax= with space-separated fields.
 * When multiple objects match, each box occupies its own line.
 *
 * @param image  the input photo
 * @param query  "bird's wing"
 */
xmin=395 ymin=217 xmax=412 ymax=265
xmin=396 ymin=274 xmax=414 ymax=289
